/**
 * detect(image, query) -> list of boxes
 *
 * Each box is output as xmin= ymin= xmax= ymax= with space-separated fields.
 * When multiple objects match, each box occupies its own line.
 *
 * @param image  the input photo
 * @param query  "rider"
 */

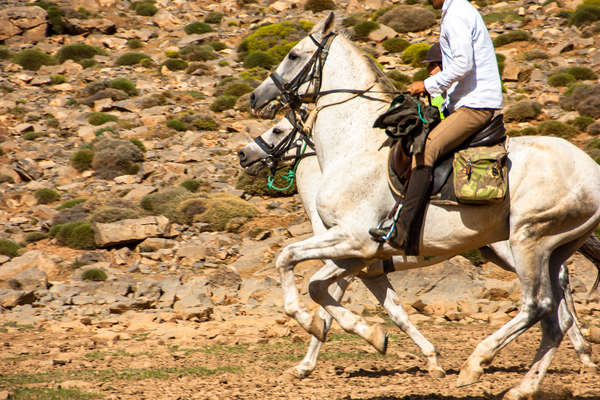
xmin=371 ymin=0 xmax=503 ymax=255
xmin=422 ymin=42 xmax=446 ymax=119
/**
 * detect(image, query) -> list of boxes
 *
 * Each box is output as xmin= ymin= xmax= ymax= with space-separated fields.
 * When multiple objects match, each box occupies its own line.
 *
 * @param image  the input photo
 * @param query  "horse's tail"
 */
xmin=577 ymin=234 xmax=600 ymax=294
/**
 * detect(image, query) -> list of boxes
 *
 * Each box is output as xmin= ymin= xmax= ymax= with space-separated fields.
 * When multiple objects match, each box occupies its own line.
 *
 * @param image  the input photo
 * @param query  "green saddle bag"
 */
xmin=453 ymin=142 xmax=508 ymax=204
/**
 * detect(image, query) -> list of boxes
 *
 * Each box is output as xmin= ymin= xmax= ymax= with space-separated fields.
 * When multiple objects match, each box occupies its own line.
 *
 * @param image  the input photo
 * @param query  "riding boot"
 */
xmin=370 ymin=166 xmax=433 ymax=255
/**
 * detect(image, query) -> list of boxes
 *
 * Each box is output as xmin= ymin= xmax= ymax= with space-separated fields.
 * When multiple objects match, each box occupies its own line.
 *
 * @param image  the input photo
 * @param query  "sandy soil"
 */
xmin=1 ymin=318 xmax=599 ymax=400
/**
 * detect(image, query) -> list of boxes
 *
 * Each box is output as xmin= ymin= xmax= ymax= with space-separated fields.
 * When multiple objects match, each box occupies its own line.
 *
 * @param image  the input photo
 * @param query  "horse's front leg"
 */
xmin=292 ymin=273 xmax=352 ymax=379
xmin=276 ymin=227 xmax=386 ymax=352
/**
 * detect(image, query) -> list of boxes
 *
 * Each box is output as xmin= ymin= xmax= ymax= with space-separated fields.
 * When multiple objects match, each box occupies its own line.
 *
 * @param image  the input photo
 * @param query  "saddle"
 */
xmin=387 ymin=114 xmax=507 ymax=204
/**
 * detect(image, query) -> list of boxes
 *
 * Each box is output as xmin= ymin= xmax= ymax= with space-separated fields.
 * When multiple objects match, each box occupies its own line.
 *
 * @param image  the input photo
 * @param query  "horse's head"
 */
xmin=238 ymin=117 xmax=295 ymax=175
xmin=249 ymin=12 xmax=336 ymax=113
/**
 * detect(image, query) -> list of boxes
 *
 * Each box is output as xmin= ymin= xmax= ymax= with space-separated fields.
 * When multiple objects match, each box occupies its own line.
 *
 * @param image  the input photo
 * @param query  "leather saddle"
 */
xmin=388 ymin=114 xmax=507 ymax=201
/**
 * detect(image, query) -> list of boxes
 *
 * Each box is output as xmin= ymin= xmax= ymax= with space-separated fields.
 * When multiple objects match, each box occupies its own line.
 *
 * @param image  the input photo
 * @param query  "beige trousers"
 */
xmin=413 ymin=107 xmax=494 ymax=168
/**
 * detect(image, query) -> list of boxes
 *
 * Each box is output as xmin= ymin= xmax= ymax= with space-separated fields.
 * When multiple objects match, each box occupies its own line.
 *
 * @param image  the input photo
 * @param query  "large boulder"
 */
xmin=0 ymin=251 xmax=58 ymax=282
xmin=92 ymin=216 xmax=171 ymax=247
xmin=0 ymin=6 xmax=47 ymax=44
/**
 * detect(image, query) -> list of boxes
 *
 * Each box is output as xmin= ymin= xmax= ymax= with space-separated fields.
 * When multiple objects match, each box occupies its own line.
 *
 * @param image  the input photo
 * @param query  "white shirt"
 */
xmin=424 ymin=0 xmax=503 ymax=113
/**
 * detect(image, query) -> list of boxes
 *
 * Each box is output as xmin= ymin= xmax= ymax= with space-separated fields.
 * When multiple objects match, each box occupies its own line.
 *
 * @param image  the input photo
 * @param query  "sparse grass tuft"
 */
xmin=0 ymin=239 xmax=20 ymax=258
xmin=401 ymin=43 xmax=431 ymax=67
xmin=91 ymin=207 xmax=139 ymax=223
xmin=504 ymin=101 xmax=542 ymax=122
xmin=569 ymin=4 xmax=600 ymax=26
xmin=130 ymin=138 xmax=146 ymax=152
xmin=57 ymin=43 xmax=104 ymax=63
xmin=57 ymin=198 xmax=87 ymax=210
xmin=166 ymin=119 xmax=187 ymax=131
xmin=127 ymin=38 xmax=143 ymax=49
xmin=35 ymin=188 xmax=60 ymax=204
xmin=236 ymin=166 xmax=297 ymax=196
xmin=92 ymin=138 xmax=144 ymax=179
xmin=243 ymin=51 xmax=275 ymax=69
xmin=493 ymin=30 xmax=531 ymax=47
xmin=537 ymin=120 xmax=579 ymax=139
xmin=353 ymin=21 xmax=379 ymax=40
xmin=180 ymin=179 xmax=203 ymax=192
xmin=0 ymin=47 xmax=11 ymax=60
xmin=179 ymin=45 xmax=218 ymax=61
xmin=193 ymin=118 xmax=217 ymax=131
xmin=383 ymin=37 xmax=410 ymax=53
xmin=131 ymin=0 xmax=157 ymax=16
xmin=52 ymin=221 xmax=96 ymax=249
xmin=548 ymin=72 xmax=576 ymax=87
xmin=205 ymin=12 xmax=224 ymax=24
xmin=50 ymin=74 xmax=66 ymax=85
xmin=24 ymin=232 xmax=49 ymax=243
xmin=162 ymin=58 xmax=188 ymax=71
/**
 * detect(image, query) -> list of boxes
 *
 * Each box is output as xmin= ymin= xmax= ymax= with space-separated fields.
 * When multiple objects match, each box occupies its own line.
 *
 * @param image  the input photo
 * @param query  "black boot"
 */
xmin=370 ymin=166 xmax=433 ymax=255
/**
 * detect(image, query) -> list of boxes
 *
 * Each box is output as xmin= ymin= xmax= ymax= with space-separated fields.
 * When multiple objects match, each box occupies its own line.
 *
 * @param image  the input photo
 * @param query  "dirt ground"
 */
xmin=1 ymin=318 xmax=599 ymax=400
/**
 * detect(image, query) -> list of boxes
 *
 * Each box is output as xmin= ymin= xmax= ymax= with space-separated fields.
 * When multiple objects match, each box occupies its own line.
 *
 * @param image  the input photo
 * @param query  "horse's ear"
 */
xmin=311 ymin=12 xmax=335 ymax=38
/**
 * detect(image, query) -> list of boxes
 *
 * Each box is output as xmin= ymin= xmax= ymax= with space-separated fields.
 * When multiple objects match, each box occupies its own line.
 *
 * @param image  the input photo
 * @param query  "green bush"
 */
xmin=57 ymin=198 xmax=87 ymax=210
xmin=130 ymin=138 xmax=146 ymax=152
xmin=223 ymin=82 xmax=253 ymax=97
xmin=238 ymin=20 xmax=313 ymax=63
xmin=79 ymin=58 xmax=96 ymax=69
xmin=71 ymin=148 xmax=94 ymax=171
xmin=91 ymin=206 xmax=139 ymax=223
xmin=87 ymin=112 xmax=118 ymax=126
xmin=162 ymin=58 xmax=188 ymax=71
xmin=131 ymin=1 xmax=157 ymax=16
xmin=166 ymin=119 xmax=187 ymax=131
xmin=115 ymin=52 xmax=150 ymax=66
xmin=210 ymin=95 xmax=238 ymax=112
xmin=180 ymin=179 xmax=203 ymax=192
xmin=50 ymin=74 xmax=66 ymax=85
xmin=25 ymin=232 xmax=48 ymax=243
xmin=537 ymin=120 xmax=579 ymax=139
xmin=460 ymin=249 xmax=486 ymax=266
xmin=0 ymin=239 xmax=20 ymax=258
xmin=108 ymin=78 xmax=138 ymax=96
xmin=243 ymin=51 xmax=276 ymax=69
xmin=24 ymin=132 xmax=39 ymax=141
xmin=56 ymin=43 xmax=104 ymax=63
xmin=305 ymin=0 xmax=336 ymax=12
xmin=35 ymin=188 xmax=60 ymax=204
xmin=387 ymin=71 xmax=411 ymax=90
xmin=548 ymin=72 xmax=576 ymax=87
xmin=569 ymin=4 xmax=600 ymax=26
xmin=483 ymin=11 xmax=523 ymax=24
xmin=30 ymin=2 xmax=68 ymax=35
xmin=523 ymin=49 xmax=548 ymax=61
xmin=493 ymin=30 xmax=531 ymax=47
xmin=13 ymin=49 xmax=56 ymax=71
xmin=354 ymin=21 xmax=379 ymax=40
xmin=184 ymin=22 xmax=213 ymax=35
xmin=383 ymin=37 xmax=410 ymax=53
xmin=0 ymin=47 xmax=11 ymax=60
xmin=141 ymin=187 xmax=194 ymax=223
xmin=127 ymin=38 xmax=143 ymax=49
xmin=204 ymin=12 xmax=224 ymax=24
xmin=81 ymin=268 xmax=107 ymax=281
xmin=376 ymin=5 xmax=436 ymax=33
xmin=504 ymin=101 xmax=542 ymax=122
xmin=569 ymin=115 xmax=595 ymax=131
xmin=496 ymin=53 xmax=506 ymax=77
xmin=412 ymin=68 xmax=429 ymax=82
xmin=342 ymin=13 xmax=367 ymax=27
xmin=193 ymin=118 xmax=218 ymax=131
xmin=209 ymin=41 xmax=227 ymax=51
xmin=566 ymin=66 xmax=598 ymax=81
xmin=179 ymin=45 xmax=218 ymax=61
xmin=236 ymin=166 xmax=297 ymax=196
xmin=92 ymin=138 xmax=144 ymax=179
xmin=401 ymin=43 xmax=431 ymax=67
xmin=192 ymin=193 xmax=259 ymax=231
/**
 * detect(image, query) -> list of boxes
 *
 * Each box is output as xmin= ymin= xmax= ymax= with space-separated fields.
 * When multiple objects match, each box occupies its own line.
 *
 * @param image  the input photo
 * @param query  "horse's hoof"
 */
xmin=368 ymin=324 xmax=388 ymax=354
xmin=308 ymin=313 xmax=327 ymax=342
xmin=502 ymin=388 xmax=526 ymax=400
xmin=456 ymin=365 xmax=482 ymax=387
xmin=292 ymin=365 xmax=312 ymax=379
xmin=428 ymin=367 xmax=446 ymax=379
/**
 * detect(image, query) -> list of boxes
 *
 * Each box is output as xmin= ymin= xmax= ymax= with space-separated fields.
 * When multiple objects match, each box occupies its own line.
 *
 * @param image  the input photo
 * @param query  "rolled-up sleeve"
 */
xmin=424 ymin=15 xmax=474 ymax=97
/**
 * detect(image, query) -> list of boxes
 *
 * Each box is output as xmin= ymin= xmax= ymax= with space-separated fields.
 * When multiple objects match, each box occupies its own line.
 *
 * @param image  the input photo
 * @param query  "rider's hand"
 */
xmin=407 ymin=81 xmax=426 ymax=96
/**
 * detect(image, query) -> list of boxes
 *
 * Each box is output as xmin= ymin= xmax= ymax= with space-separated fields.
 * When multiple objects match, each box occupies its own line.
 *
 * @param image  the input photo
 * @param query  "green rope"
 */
xmin=266 ymin=142 xmax=308 ymax=192
xmin=411 ymin=97 xmax=428 ymax=124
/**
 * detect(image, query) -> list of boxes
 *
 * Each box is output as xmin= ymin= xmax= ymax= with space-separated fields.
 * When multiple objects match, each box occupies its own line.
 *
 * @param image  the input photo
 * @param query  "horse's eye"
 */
xmin=288 ymin=52 xmax=299 ymax=61
xmin=273 ymin=127 xmax=282 ymax=134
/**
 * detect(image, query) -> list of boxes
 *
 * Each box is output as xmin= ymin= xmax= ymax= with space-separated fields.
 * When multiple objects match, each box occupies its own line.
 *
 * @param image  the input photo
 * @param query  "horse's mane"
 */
xmin=337 ymin=30 xmax=398 ymax=102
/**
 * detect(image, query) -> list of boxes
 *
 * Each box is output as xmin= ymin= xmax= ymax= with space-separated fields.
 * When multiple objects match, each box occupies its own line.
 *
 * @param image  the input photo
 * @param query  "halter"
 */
xmin=249 ymin=109 xmax=316 ymax=191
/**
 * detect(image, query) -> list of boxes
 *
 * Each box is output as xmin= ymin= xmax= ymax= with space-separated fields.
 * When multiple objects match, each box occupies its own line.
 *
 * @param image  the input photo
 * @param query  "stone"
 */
xmin=270 ymin=1 xmax=291 ymax=11
xmin=502 ymin=60 xmax=521 ymax=82
xmin=92 ymin=216 xmax=171 ymax=247
xmin=0 ymin=289 xmax=35 ymax=308
xmin=368 ymin=24 xmax=397 ymax=42
xmin=152 ymin=9 xmax=181 ymax=31
xmin=64 ymin=18 xmax=116 ymax=35
xmin=589 ymin=326 xmax=600 ymax=344
xmin=7 ymin=267 xmax=48 ymax=291
xmin=176 ymin=242 xmax=207 ymax=265
xmin=177 ymin=32 xmax=220 ymax=47
xmin=0 ymin=251 xmax=58 ymax=281
xmin=0 ymin=6 xmax=47 ymax=42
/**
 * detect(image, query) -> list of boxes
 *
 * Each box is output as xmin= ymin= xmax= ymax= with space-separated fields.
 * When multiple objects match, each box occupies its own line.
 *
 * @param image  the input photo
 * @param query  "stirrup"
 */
xmin=369 ymin=204 xmax=403 ymax=243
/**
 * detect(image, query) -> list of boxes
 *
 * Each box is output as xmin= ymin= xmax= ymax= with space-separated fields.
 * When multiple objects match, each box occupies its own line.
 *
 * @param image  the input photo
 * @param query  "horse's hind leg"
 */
xmin=359 ymin=272 xmax=445 ymax=378
xmin=485 ymin=242 xmax=599 ymax=373
xmin=292 ymin=274 xmax=352 ymax=379
xmin=457 ymin=241 xmax=553 ymax=387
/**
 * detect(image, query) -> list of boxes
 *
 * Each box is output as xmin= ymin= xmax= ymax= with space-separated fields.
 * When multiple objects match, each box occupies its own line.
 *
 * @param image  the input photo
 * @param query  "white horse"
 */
xmin=247 ymin=13 xmax=600 ymax=399
xmin=239 ymin=116 xmax=600 ymax=380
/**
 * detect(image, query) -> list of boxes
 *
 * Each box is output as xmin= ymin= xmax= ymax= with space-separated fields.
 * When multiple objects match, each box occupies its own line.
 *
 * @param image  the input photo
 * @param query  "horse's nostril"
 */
xmin=249 ymin=92 xmax=256 ymax=108
xmin=238 ymin=150 xmax=246 ymax=161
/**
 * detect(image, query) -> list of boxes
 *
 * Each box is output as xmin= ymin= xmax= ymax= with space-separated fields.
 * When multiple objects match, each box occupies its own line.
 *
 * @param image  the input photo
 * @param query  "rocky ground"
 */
xmin=0 ymin=0 xmax=600 ymax=398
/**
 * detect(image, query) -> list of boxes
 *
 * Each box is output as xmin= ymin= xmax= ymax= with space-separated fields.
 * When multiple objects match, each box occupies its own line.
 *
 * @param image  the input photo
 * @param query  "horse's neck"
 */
xmin=314 ymin=37 xmax=390 ymax=165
